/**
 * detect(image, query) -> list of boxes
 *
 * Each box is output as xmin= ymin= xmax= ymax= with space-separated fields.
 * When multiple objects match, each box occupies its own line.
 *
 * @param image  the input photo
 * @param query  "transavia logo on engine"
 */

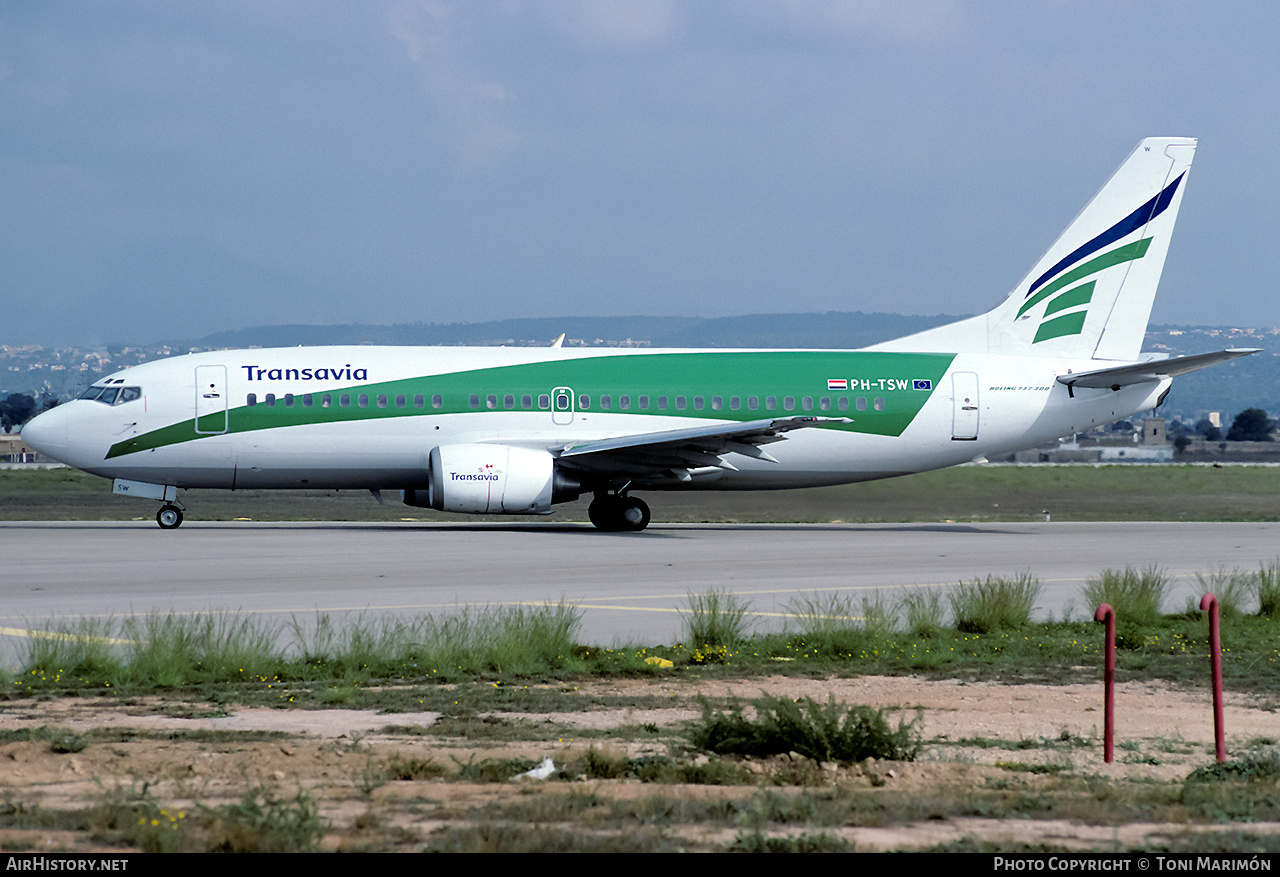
xmin=451 ymin=463 xmax=498 ymax=482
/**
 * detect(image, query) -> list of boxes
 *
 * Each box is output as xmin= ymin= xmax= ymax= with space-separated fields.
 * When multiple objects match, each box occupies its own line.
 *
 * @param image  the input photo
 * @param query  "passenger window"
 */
xmin=521 ymin=395 xmax=532 ymax=409
xmin=765 ymin=396 xmax=776 ymax=410
xmin=819 ymin=397 xmax=831 ymax=411
xmin=339 ymin=394 xmax=350 ymax=407
xmin=874 ymin=397 xmax=885 ymax=411
xmin=578 ymin=395 xmax=590 ymax=410
xmin=620 ymin=395 xmax=631 ymax=410
xmin=856 ymin=397 xmax=867 ymax=411
xmin=504 ymin=394 xmax=515 ymax=409
xmin=710 ymin=396 xmax=721 ymax=410
xmin=730 ymin=396 xmax=740 ymax=410
xmin=303 ymin=394 xmax=314 ymax=408
xmin=470 ymin=394 xmax=481 ymax=408
xmin=395 ymin=394 xmax=406 ymax=408
xmin=675 ymin=396 xmax=686 ymax=410
xmin=600 ymin=395 xmax=611 ymax=410
xmin=747 ymin=396 xmax=759 ymax=410
xmin=783 ymin=396 xmax=795 ymax=411
xmin=246 ymin=393 xmax=257 ymax=407
xmin=322 ymin=394 xmax=332 ymax=408
xmin=264 ymin=393 xmax=276 ymax=407
xmin=413 ymin=394 xmax=424 ymax=408
xmin=432 ymin=395 xmax=443 ymax=409
xmin=284 ymin=393 xmax=295 ymax=407
xmin=538 ymin=394 xmax=550 ymax=410
xmin=657 ymin=396 xmax=668 ymax=410
xmin=376 ymin=394 xmax=387 ymax=408
xmin=358 ymin=394 xmax=369 ymax=408
xmin=638 ymin=395 xmax=649 ymax=410
xmin=838 ymin=397 xmax=849 ymax=411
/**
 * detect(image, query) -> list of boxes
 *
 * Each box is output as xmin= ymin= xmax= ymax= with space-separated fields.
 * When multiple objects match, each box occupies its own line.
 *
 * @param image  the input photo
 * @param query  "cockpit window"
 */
xmin=79 ymin=385 xmax=141 ymax=405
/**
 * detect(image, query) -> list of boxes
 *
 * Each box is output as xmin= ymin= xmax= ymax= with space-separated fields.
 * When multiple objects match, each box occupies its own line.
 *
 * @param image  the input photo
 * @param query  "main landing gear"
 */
xmin=587 ymin=492 xmax=651 ymax=532
xmin=156 ymin=503 xmax=184 ymax=530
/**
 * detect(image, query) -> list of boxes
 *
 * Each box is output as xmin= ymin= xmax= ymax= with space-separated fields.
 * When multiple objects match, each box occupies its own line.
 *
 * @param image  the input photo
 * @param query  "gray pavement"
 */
xmin=3 ymin=520 xmax=1278 ymax=666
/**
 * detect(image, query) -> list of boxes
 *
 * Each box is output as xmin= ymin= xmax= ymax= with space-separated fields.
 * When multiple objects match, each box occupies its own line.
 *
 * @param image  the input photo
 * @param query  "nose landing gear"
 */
xmin=156 ymin=503 xmax=185 ymax=529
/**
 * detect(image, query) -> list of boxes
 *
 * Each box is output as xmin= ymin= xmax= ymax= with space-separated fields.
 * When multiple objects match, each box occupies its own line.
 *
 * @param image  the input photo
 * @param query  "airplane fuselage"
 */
xmin=26 ymin=344 xmax=1166 ymax=493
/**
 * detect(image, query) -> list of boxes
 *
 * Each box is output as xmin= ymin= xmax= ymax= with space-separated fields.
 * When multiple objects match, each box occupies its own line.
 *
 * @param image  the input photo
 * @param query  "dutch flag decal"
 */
xmin=827 ymin=379 xmax=848 ymax=391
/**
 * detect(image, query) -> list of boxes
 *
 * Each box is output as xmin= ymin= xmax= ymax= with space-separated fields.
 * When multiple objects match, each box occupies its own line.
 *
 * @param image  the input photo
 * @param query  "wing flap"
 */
xmin=558 ymin=416 xmax=849 ymax=475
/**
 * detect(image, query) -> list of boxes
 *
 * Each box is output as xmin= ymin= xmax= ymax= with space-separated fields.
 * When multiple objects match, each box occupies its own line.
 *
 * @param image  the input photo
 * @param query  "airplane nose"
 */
xmin=19 ymin=407 xmax=70 ymax=461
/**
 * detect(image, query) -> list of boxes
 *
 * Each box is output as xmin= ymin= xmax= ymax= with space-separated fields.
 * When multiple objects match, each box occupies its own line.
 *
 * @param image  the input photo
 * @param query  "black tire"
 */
xmin=588 ymin=495 xmax=621 ymax=531
xmin=156 ymin=505 xmax=183 ymax=530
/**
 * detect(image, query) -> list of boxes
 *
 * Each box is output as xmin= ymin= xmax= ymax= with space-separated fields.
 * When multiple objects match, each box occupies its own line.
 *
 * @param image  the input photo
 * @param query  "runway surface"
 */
xmin=3 ymin=520 xmax=1279 ymax=665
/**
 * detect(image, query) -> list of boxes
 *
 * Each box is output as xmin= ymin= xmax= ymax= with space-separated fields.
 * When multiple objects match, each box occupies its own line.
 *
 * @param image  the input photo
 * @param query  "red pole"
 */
xmin=1199 ymin=593 xmax=1226 ymax=763
xmin=1094 ymin=603 xmax=1115 ymax=764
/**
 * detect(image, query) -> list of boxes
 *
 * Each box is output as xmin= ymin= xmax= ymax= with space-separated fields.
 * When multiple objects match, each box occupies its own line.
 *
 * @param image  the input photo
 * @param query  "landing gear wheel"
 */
xmin=619 ymin=496 xmax=650 ymax=531
xmin=588 ymin=495 xmax=650 ymax=532
xmin=156 ymin=504 xmax=184 ymax=530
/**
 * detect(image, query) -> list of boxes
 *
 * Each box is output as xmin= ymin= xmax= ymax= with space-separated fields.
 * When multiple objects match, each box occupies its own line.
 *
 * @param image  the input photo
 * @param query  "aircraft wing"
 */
xmin=557 ymin=416 xmax=850 ymax=478
xmin=1056 ymin=348 xmax=1259 ymax=392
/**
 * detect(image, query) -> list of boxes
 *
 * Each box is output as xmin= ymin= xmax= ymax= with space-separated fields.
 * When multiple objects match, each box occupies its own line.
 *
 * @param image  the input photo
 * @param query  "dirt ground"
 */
xmin=3 ymin=675 xmax=1279 ymax=852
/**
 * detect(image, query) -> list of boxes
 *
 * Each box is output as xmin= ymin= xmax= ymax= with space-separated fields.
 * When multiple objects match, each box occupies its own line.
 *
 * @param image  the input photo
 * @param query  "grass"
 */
xmin=1084 ymin=565 xmax=1172 ymax=626
xmin=949 ymin=572 xmax=1041 ymax=634
xmin=9 ymin=570 xmax=1280 ymax=698
xmin=1192 ymin=567 xmax=1257 ymax=616
xmin=680 ymin=587 xmax=752 ymax=650
xmin=688 ymin=693 xmax=923 ymax=764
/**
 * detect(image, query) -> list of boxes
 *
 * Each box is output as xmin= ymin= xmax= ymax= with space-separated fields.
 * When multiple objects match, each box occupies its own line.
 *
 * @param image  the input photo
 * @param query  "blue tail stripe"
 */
xmin=1026 ymin=171 xmax=1184 ymax=298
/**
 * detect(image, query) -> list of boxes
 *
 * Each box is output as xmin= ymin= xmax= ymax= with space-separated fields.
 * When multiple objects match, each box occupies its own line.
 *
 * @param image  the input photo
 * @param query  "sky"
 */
xmin=3 ymin=1 xmax=1279 ymax=347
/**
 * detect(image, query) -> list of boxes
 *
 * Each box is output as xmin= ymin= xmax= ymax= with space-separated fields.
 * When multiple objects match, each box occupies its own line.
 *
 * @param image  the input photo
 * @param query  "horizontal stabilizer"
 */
xmin=1056 ymin=348 xmax=1258 ymax=391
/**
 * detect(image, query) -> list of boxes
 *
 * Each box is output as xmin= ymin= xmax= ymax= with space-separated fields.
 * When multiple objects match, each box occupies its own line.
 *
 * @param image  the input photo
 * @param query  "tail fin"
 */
xmin=875 ymin=137 xmax=1196 ymax=361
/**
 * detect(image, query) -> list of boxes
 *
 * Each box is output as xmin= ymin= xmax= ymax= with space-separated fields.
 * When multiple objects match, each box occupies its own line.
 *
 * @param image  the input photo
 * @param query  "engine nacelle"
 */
xmin=402 ymin=444 xmax=577 ymax=515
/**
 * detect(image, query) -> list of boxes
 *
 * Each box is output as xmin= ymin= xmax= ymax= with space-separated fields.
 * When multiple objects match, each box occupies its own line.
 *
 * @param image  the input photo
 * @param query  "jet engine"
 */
xmin=402 ymin=444 xmax=580 ymax=515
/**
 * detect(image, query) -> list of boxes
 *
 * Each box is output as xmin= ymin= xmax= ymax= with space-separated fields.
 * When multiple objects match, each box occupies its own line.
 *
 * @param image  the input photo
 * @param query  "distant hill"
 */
xmin=179 ymin=312 xmax=965 ymax=351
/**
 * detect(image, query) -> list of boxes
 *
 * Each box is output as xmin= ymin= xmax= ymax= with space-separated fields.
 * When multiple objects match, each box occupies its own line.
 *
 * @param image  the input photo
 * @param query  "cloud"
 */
xmin=386 ymin=0 xmax=517 ymax=169
xmin=539 ymin=0 xmax=684 ymax=51
xmin=754 ymin=0 xmax=968 ymax=49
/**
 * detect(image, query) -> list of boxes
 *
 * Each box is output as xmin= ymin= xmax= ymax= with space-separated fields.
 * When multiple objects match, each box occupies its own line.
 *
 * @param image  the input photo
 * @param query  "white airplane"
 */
xmin=22 ymin=137 xmax=1256 ymax=531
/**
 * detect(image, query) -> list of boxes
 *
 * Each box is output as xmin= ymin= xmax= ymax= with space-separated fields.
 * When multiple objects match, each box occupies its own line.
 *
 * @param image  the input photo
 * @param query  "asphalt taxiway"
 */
xmin=3 ymin=521 xmax=1278 ymax=661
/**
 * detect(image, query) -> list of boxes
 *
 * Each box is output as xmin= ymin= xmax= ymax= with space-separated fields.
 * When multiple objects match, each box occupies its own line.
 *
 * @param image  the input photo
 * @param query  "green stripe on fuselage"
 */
xmin=106 ymin=351 xmax=956 ymax=459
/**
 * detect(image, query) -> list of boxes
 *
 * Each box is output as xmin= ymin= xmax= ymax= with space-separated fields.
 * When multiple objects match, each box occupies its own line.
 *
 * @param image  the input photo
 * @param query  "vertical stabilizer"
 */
xmin=873 ymin=138 xmax=1196 ymax=361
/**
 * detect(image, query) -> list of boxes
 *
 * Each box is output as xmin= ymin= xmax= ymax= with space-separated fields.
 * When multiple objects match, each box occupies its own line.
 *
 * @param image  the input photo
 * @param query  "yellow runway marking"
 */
xmin=0 ymin=626 xmax=135 ymax=645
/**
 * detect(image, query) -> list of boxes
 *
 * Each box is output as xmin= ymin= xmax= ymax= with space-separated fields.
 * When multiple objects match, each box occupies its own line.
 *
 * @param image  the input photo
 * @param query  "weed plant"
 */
xmin=1083 ymin=565 xmax=1170 ymax=626
xmin=783 ymin=592 xmax=864 ymax=656
xmin=689 ymin=693 xmax=922 ymax=764
xmin=206 ymin=785 xmax=325 ymax=853
xmin=1257 ymin=560 xmax=1280 ymax=618
xmin=681 ymin=587 xmax=752 ymax=648
xmin=900 ymin=587 xmax=946 ymax=637
xmin=949 ymin=573 xmax=1041 ymax=633
xmin=1192 ymin=567 xmax=1255 ymax=617
xmin=123 ymin=612 xmax=281 ymax=686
